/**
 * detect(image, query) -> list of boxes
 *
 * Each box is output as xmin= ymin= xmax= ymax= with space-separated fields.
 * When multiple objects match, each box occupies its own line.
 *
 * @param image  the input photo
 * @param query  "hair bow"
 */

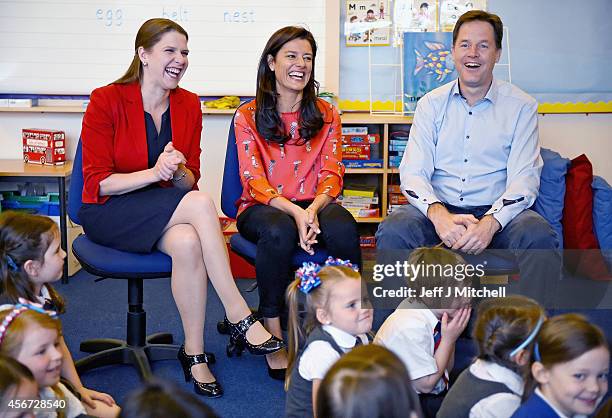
xmin=5 ymin=255 xmax=19 ymax=272
xmin=296 ymin=257 xmax=359 ymax=294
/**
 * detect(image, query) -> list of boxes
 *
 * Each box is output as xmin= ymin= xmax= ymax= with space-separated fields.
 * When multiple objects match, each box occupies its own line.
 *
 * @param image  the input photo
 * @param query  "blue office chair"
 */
xmin=68 ymin=140 xmax=191 ymax=380
xmin=221 ymin=106 xmax=329 ymax=266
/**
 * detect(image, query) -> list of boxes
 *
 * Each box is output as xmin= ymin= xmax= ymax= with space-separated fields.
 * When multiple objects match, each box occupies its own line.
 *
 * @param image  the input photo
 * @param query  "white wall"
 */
xmin=538 ymin=113 xmax=612 ymax=179
xmin=1 ymin=112 xmax=611 ymax=215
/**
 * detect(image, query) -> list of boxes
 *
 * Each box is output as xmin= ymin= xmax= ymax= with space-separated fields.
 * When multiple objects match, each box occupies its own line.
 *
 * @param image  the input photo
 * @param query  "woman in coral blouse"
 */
xmin=79 ymin=18 xmax=283 ymax=398
xmin=233 ymin=26 xmax=361 ymax=378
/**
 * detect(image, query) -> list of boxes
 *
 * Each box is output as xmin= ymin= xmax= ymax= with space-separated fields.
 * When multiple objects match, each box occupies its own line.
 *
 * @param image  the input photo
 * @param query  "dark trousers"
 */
xmin=376 ymin=204 xmax=561 ymax=305
xmin=237 ymin=202 xmax=361 ymax=318
xmin=419 ymin=391 xmax=446 ymax=418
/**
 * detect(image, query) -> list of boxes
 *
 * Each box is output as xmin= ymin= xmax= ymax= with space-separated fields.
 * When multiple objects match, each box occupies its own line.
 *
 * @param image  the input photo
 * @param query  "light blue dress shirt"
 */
xmin=400 ymin=78 xmax=542 ymax=229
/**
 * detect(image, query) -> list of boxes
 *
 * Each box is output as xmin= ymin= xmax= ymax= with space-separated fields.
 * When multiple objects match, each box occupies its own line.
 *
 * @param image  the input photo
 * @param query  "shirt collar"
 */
xmin=422 ymin=308 xmax=441 ymax=329
xmin=534 ymin=387 xmax=586 ymax=418
xmin=396 ymin=299 xmax=440 ymax=329
xmin=38 ymin=285 xmax=50 ymax=304
xmin=471 ymin=359 xmax=524 ymax=395
xmin=451 ymin=78 xmax=498 ymax=105
xmin=322 ymin=324 xmax=363 ymax=349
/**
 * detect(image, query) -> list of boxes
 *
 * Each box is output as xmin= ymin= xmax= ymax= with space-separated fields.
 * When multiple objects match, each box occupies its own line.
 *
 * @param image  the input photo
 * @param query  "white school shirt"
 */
xmin=374 ymin=307 xmax=448 ymax=394
xmin=298 ymin=324 xmax=369 ymax=381
xmin=468 ymin=359 xmax=523 ymax=418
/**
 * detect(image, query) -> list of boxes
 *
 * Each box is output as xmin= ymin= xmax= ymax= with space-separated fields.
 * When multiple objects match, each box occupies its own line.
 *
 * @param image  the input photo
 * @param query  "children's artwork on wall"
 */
xmin=345 ymin=0 xmax=391 ymax=46
xmin=399 ymin=0 xmax=438 ymax=33
xmin=403 ymin=32 xmax=457 ymax=112
xmin=439 ymin=0 xmax=487 ymax=31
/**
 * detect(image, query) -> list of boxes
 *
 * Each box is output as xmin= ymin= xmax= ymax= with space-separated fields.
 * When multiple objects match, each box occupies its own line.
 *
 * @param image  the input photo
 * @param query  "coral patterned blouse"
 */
xmin=234 ymin=99 xmax=344 ymax=216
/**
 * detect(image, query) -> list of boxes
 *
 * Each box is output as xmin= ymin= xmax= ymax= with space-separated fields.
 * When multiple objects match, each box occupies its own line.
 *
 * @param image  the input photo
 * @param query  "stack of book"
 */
xmin=359 ymin=235 xmax=376 ymax=248
xmin=389 ymin=130 xmax=410 ymax=168
xmin=387 ymin=184 xmax=409 ymax=214
xmin=341 ymin=127 xmax=383 ymax=168
xmin=338 ymin=183 xmax=379 ymax=219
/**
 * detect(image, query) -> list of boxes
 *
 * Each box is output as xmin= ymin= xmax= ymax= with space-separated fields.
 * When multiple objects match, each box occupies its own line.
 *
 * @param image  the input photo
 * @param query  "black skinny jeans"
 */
xmin=236 ymin=201 xmax=361 ymax=318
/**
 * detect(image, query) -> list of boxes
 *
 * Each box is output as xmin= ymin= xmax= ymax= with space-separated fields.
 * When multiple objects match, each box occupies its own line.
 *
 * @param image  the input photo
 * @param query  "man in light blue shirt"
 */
xmin=377 ymin=10 xmax=559 ymax=300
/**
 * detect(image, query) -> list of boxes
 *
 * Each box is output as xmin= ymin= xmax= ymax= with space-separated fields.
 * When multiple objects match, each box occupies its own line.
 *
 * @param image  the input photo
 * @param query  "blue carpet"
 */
xmin=56 ymin=271 xmax=612 ymax=418
xmin=57 ymin=271 xmax=285 ymax=418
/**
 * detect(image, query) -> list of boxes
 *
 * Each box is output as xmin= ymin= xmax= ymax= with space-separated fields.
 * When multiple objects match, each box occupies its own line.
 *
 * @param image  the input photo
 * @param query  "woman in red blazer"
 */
xmin=79 ymin=18 xmax=283 ymax=398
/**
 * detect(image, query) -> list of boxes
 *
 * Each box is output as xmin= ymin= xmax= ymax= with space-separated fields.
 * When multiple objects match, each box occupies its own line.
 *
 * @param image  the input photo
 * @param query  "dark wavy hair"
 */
xmin=255 ymin=26 xmax=323 ymax=144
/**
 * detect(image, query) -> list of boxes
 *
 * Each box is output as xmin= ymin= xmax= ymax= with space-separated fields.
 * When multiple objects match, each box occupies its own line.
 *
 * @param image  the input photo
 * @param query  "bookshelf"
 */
xmin=339 ymin=113 xmax=413 ymax=224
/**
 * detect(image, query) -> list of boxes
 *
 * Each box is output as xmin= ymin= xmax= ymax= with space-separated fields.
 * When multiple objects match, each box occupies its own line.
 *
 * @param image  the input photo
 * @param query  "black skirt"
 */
xmin=78 ymin=186 xmax=191 ymax=253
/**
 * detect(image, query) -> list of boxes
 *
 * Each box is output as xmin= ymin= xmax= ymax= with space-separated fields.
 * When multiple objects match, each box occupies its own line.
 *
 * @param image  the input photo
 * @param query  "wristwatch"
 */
xmin=172 ymin=170 xmax=187 ymax=182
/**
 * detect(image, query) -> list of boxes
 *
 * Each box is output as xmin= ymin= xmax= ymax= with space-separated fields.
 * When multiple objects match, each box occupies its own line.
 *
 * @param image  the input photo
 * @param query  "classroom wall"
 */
xmin=0 ymin=111 xmax=610 ymax=215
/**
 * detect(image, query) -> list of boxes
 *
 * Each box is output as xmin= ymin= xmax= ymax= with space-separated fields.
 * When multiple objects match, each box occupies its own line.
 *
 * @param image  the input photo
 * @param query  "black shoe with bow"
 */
xmin=177 ymin=345 xmax=223 ymax=398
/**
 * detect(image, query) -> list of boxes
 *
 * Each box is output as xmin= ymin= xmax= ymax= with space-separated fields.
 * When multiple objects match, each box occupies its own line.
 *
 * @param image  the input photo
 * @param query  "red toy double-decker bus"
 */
xmin=22 ymin=129 xmax=66 ymax=165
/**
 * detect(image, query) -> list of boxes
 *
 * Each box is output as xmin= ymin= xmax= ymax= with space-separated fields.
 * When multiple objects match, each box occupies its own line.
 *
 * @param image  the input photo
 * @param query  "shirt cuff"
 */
xmin=406 ymin=192 xmax=441 ymax=217
xmin=486 ymin=204 xmax=512 ymax=231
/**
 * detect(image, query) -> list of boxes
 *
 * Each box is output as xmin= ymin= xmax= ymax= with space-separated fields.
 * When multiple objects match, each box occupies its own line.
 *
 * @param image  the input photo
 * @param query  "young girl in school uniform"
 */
xmin=0 ymin=302 xmax=120 ymax=418
xmin=0 ymin=211 xmax=118 ymax=414
xmin=284 ymin=258 xmax=373 ymax=418
xmin=437 ymin=295 xmax=545 ymax=418
xmin=512 ymin=314 xmax=609 ymax=418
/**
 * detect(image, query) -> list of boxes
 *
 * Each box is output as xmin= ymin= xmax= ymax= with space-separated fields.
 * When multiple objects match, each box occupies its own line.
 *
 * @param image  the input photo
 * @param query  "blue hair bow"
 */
xmin=5 ymin=255 xmax=19 ymax=272
xmin=296 ymin=257 xmax=359 ymax=294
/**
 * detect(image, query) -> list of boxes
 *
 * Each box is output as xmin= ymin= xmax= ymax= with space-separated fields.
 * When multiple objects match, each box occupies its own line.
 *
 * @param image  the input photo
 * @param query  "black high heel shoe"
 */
xmin=177 ymin=345 xmax=223 ymax=398
xmin=266 ymin=356 xmax=287 ymax=381
xmin=217 ymin=310 xmax=261 ymax=335
xmin=225 ymin=314 xmax=285 ymax=357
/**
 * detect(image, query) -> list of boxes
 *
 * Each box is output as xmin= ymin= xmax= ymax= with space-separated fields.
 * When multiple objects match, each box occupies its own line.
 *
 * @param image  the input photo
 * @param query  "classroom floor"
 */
xmin=59 ymin=271 xmax=285 ymax=418
xmin=58 ymin=267 xmax=612 ymax=417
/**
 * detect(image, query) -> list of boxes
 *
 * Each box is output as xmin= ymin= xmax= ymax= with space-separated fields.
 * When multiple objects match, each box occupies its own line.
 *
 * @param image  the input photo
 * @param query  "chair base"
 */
xmin=75 ymin=333 xmax=179 ymax=381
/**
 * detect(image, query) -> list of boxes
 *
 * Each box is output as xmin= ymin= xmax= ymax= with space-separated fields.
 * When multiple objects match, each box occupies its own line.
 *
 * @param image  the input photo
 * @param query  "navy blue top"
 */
xmin=511 ymin=391 xmax=561 ymax=418
xmin=144 ymin=107 xmax=172 ymax=169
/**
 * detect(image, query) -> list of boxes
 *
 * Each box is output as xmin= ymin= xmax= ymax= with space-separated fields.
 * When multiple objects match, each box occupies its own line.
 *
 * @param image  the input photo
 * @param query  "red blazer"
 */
xmin=81 ymin=82 xmax=202 ymax=204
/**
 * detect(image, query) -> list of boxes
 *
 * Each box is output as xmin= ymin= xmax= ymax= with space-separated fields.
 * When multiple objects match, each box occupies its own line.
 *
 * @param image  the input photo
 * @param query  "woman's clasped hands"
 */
xmin=294 ymin=206 xmax=321 ymax=255
xmin=154 ymin=141 xmax=186 ymax=181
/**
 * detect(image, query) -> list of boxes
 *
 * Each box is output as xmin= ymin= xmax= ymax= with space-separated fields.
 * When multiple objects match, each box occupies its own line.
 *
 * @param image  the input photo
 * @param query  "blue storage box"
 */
xmin=1 ymin=192 xmax=60 ymax=216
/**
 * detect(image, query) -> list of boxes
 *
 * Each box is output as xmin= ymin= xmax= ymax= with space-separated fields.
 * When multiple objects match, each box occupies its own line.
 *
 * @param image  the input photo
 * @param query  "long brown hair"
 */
xmin=524 ymin=313 xmax=609 ymax=398
xmin=473 ymin=295 xmax=544 ymax=373
xmin=317 ymin=344 xmax=423 ymax=418
xmin=0 ymin=212 xmax=65 ymax=313
xmin=255 ymin=26 xmax=324 ymax=144
xmin=285 ymin=265 xmax=361 ymax=390
xmin=114 ymin=18 xmax=189 ymax=84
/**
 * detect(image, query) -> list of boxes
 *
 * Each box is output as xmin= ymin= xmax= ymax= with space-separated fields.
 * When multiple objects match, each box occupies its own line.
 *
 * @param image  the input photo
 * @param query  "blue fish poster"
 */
xmin=403 ymin=32 xmax=457 ymax=112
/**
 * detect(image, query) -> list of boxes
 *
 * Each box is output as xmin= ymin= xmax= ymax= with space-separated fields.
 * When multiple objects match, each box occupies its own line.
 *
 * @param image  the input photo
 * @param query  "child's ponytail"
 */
xmin=285 ymin=277 xmax=303 ymax=391
xmin=0 ymin=246 xmax=38 ymax=303
xmin=473 ymin=295 xmax=544 ymax=373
